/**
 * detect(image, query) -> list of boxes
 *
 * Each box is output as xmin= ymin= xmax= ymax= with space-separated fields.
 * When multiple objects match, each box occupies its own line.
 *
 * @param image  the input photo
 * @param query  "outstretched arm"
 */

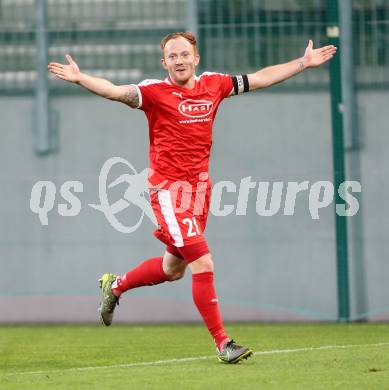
xmin=47 ymin=54 xmax=139 ymax=108
xmin=245 ymin=40 xmax=337 ymax=91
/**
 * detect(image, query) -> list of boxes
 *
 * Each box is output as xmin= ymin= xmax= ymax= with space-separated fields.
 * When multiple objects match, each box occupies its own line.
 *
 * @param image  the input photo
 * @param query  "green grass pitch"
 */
xmin=1 ymin=323 xmax=389 ymax=389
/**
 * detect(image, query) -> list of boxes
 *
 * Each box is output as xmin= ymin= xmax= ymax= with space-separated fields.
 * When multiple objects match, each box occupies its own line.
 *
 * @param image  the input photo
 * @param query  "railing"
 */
xmin=0 ymin=0 xmax=388 ymax=93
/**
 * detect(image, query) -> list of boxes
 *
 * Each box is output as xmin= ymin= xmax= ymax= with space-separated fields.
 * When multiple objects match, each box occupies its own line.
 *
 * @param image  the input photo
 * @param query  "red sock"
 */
xmin=112 ymin=257 xmax=169 ymax=296
xmin=192 ymin=272 xmax=229 ymax=351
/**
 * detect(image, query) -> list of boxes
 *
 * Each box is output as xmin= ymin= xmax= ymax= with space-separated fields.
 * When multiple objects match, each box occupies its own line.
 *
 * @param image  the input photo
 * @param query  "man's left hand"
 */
xmin=303 ymin=40 xmax=337 ymax=68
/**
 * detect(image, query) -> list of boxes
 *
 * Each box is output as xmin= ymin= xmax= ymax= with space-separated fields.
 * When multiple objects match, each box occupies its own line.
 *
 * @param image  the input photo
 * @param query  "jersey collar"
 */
xmin=165 ymin=75 xmax=198 ymax=91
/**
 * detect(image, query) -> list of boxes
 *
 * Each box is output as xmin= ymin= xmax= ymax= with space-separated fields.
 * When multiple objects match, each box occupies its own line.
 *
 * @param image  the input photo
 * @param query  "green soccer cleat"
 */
xmin=217 ymin=339 xmax=253 ymax=364
xmin=98 ymin=273 xmax=119 ymax=326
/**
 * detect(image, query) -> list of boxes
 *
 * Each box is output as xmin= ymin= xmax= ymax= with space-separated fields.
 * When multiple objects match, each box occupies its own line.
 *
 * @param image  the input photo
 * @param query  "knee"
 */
xmin=164 ymin=263 xmax=186 ymax=281
xmin=169 ymin=271 xmax=185 ymax=281
xmin=189 ymin=254 xmax=214 ymax=274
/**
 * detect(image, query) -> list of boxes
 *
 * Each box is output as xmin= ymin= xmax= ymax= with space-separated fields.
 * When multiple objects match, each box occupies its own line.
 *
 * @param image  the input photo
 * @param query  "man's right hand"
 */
xmin=47 ymin=54 xmax=139 ymax=107
xmin=48 ymin=54 xmax=81 ymax=83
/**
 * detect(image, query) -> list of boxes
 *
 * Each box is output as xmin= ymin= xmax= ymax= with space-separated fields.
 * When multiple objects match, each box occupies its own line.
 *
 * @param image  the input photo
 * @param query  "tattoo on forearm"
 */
xmin=119 ymin=87 xmax=139 ymax=108
xmin=298 ymin=61 xmax=305 ymax=72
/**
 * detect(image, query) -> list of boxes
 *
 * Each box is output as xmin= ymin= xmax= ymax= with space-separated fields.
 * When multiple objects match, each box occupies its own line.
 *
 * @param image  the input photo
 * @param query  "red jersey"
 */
xmin=133 ymin=72 xmax=233 ymax=190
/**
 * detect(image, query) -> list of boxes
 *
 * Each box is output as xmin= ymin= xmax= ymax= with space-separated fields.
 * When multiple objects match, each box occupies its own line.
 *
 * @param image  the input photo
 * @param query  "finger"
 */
xmin=49 ymin=72 xmax=65 ymax=80
xmin=315 ymin=48 xmax=336 ymax=58
xmin=48 ymin=66 xmax=67 ymax=75
xmin=324 ymin=54 xmax=334 ymax=61
xmin=308 ymin=39 xmax=313 ymax=49
xmin=66 ymin=54 xmax=74 ymax=65
xmin=319 ymin=54 xmax=334 ymax=64
xmin=48 ymin=65 xmax=65 ymax=72
xmin=319 ymin=45 xmax=337 ymax=52
xmin=320 ymin=49 xmax=336 ymax=58
xmin=52 ymin=72 xmax=69 ymax=81
xmin=48 ymin=68 xmax=66 ymax=76
xmin=48 ymin=68 xmax=66 ymax=77
xmin=322 ymin=48 xmax=336 ymax=54
xmin=48 ymin=62 xmax=65 ymax=68
xmin=326 ymin=48 xmax=337 ymax=57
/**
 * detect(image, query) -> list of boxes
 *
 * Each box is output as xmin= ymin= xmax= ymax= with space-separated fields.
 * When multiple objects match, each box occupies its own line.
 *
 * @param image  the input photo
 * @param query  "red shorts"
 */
xmin=150 ymin=186 xmax=211 ymax=249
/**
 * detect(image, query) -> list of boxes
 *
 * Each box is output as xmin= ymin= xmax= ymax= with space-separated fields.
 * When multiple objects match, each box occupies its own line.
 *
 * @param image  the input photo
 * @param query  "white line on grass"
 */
xmin=4 ymin=341 xmax=389 ymax=376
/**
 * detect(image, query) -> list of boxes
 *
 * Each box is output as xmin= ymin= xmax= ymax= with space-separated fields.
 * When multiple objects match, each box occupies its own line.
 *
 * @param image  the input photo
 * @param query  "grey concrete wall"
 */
xmin=0 ymin=89 xmax=387 ymax=323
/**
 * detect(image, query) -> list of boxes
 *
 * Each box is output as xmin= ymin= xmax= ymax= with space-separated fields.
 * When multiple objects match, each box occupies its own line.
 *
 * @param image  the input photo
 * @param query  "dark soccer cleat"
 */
xmin=98 ymin=273 xmax=119 ymax=326
xmin=217 ymin=339 xmax=253 ymax=364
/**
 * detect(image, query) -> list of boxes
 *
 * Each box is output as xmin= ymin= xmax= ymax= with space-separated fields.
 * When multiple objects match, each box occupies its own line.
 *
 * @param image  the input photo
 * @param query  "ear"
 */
xmin=194 ymin=53 xmax=200 ymax=67
xmin=161 ymin=57 xmax=168 ymax=70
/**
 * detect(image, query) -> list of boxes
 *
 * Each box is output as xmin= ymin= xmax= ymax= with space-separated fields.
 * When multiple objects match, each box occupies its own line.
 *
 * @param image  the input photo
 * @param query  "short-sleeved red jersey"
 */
xmin=133 ymin=72 xmax=233 ymax=190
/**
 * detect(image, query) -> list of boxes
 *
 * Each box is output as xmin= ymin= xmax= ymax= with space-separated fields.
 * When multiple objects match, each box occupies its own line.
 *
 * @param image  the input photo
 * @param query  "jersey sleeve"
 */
xmin=201 ymin=72 xmax=234 ymax=99
xmin=218 ymin=73 xmax=234 ymax=98
xmin=132 ymin=79 xmax=163 ymax=112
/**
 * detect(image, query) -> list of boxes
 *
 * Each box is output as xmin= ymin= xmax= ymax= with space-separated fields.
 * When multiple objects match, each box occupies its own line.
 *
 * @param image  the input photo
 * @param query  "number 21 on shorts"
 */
xmin=183 ymin=217 xmax=201 ymax=237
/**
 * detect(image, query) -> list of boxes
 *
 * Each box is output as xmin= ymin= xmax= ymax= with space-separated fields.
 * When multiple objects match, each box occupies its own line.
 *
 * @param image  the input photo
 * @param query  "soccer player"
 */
xmin=48 ymin=32 xmax=336 ymax=363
